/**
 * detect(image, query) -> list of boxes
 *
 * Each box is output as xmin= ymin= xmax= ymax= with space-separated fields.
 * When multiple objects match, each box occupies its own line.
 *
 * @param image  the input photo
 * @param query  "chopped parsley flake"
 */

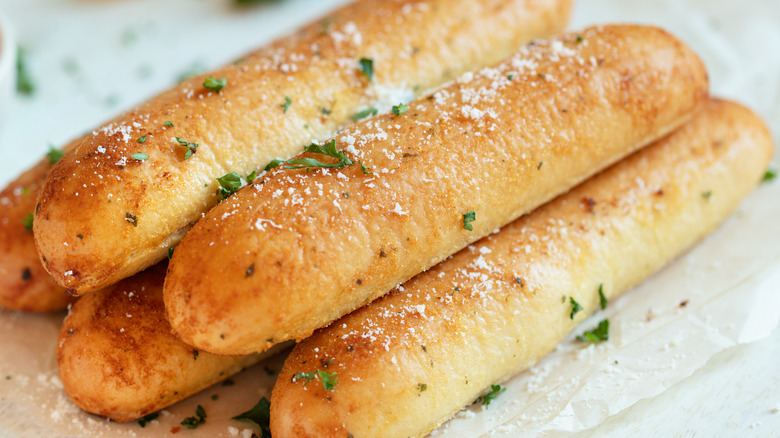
xmin=267 ymin=140 xmax=371 ymax=175
xmin=264 ymin=159 xmax=285 ymax=172
xmin=763 ymin=168 xmax=777 ymax=182
xmin=232 ymin=397 xmax=271 ymax=438
xmin=318 ymin=370 xmax=338 ymax=391
xmin=293 ymin=371 xmax=316 ymax=384
xmin=507 ymin=74 xmax=514 ymax=81
xmin=46 ymin=146 xmax=65 ymax=164
xmin=175 ymin=137 xmax=199 ymax=160
xmin=203 ymin=76 xmax=226 ymax=91
xmin=358 ymin=57 xmax=374 ymax=81
xmin=281 ymin=95 xmax=292 ymax=113
xmin=16 ymin=47 xmax=35 ymax=96
xmin=576 ymin=319 xmax=609 ymax=343
xmin=702 ymin=190 xmax=712 ymax=201
xmin=293 ymin=369 xmax=337 ymax=391
xmin=164 ymin=120 xmax=174 ymax=127
xmin=320 ymin=106 xmax=332 ymax=116
xmin=284 ymin=139 xmax=353 ymax=170
xmin=180 ymin=405 xmax=206 ymax=429
xmin=474 ymin=384 xmax=505 ymax=407
xmin=417 ymin=383 xmax=428 ymax=394
xmin=22 ymin=212 xmax=34 ymax=232
xmin=168 ymin=247 xmax=175 ymax=260
xmin=137 ymin=135 xmax=147 ymax=143
xmin=350 ymin=107 xmax=378 ymax=121
xmin=216 ymin=172 xmax=245 ymax=200
xmin=462 ymin=210 xmax=476 ymax=231
xmin=137 ymin=412 xmax=158 ymax=428
xmin=392 ymin=103 xmax=409 ymax=116
xmin=131 ymin=153 xmax=149 ymax=160
xmin=569 ymin=296 xmax=583 ymax=319
xmin=598 ymin=284 xmax=607 ymax=310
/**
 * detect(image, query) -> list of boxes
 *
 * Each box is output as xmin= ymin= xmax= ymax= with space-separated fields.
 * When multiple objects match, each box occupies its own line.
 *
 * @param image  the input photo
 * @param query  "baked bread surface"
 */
xmin=34 ymin=0 xmax=573 ymax=295
xmin=0 ymin=140 xmax=78 ymax=312
xmin=57 ymin=263 xmax=266 ymax=422
xmin=164 ymin=24 xmax=709 ymax=356
xmin=269 ymin=99 xmax=773 ymax=437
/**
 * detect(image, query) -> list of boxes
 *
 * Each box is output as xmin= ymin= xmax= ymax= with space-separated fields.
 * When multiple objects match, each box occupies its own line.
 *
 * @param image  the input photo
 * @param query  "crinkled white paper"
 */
xmin=0 ymin=0 xmax=778 ymax=437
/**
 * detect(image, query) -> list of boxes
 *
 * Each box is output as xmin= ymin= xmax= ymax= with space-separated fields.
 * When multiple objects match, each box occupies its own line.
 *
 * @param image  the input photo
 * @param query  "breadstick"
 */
xmin=163 ymin=24 xmax=709 ymax=356
xmin=34 ymin=0 xmax=573 ymax=295
xmin=57 ymin=262 xmax=282 ymax=422
xmin=0 ymin=141 xmax=78 ymax=312
xmin=269 ymin=99 xmax=773 ymax=437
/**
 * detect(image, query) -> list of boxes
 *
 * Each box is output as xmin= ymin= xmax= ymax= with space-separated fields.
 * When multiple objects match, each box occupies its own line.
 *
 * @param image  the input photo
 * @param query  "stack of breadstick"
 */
xmin=0 ymin=0 xmax=772 ymax=436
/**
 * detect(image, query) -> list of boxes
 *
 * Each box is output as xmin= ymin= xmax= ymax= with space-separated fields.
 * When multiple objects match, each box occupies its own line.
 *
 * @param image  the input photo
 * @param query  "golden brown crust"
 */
xmin=34 ymin=0 xmax=573 ymax=295
xmin=57 ymin=263 xmax=265 ymax=422
xmin=269 ymin=99 xmax=773 ymax=437
xmin=0 ymin=141 xmax=77 ymax=312
xmin=164 ymin=24 xmax=710 ymax=356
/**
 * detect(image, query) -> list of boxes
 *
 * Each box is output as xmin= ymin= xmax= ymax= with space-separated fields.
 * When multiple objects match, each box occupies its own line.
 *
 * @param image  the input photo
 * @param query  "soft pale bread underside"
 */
xmin=164 ymin=24 xmax=709 ymax=356
xmin=34 ymin=0 xmax=572 ymax=295
xmin=269 ymin=99 xmax=773 ymax=438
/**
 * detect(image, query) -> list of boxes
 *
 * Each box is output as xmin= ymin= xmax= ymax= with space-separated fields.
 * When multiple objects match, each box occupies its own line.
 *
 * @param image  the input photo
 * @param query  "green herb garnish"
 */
xmin=576 ymin=319 xmax=609 ymax=343
xmin=22 ymin=212 xmax=34 ymax=232
xmin=46 ymin=146 xmax=65 ymax=164
xmin=175 ymin=137 xmax=199 ymax=160
xmin=216 ymin=172 xmax=244 ymax=200
xmin=474 ymin=384 xmax=505 ymax=407
xmin=293 ymin=371 xmax=317 ymax=384
xmin=16 ymin=47 xmax=35 ymax=95
xmin=281 ymin=95 xmax=292 ymax=113
xmin=358 ymin=57 xmax=374 ymax=81
xmin=131 ymin=153 xmax=149 ymax=160
xmin=392 ymin=103 xmax=409 ymax=116
xmin=318 ymin=370 xmax=337 ymax=391
xmin=417 ymin=383 xmax=428 ymax=394
xmin=702 ymin=190 xmax=712 ymax=201
xmin=232 ymin=397 xmax=271 ymax=438
xmin=569 ymin=296 xmax=583 ymax=319
xmin=137 ymin=412 xmax=158 ymax=428
xmin=350 ymin=107 xmax=378 ymax=121
xmin=168 ymin=247 xmax=175 ymax=260
xmin=203 ymin=76 xmax=226 ymax=91
xmin=284 ymin=139 xmax=353 ymax=171
xmin=137 ymin=135 xmax=147 ymax=144
xmin=462 ymin=210 xmax=476 ymax=231
xmin=264 ymin=159 xmax=285 ymax=172
xmin=180 ymin=405 xmax=206 ymax=429
xmin=764 ymin=169 xmax=777 ymax=182
xmin=164 ymin=120 xmax=174 ymax=127
xmin=598 ymin=284 xmax=607 ymax=310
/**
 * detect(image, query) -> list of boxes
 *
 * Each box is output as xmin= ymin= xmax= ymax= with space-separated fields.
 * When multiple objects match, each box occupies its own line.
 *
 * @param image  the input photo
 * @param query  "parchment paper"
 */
xmin=0 ymin=0 xmax=778 ymax=437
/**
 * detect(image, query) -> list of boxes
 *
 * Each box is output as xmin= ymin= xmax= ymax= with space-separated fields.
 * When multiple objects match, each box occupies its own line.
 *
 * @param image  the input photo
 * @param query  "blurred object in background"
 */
xmin=0 ymin=9 xmax=18 ymax=134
